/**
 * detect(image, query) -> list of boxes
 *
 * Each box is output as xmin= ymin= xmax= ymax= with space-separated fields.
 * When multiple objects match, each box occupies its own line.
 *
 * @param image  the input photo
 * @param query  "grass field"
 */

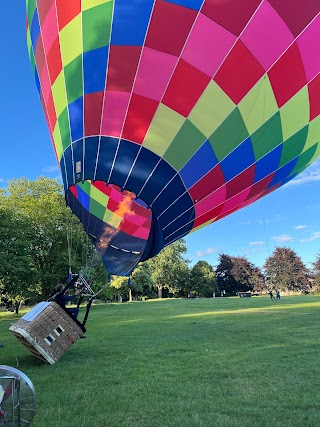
xmin=1 ymin=296 xmax=320 ymax=427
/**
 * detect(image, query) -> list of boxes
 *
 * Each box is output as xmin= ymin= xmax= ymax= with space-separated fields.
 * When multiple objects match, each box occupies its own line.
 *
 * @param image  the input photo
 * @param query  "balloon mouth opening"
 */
xmin=67 ymin=181 xmax=161 ymax=275
xmin=93 ymin=183 xmax=153 ymax=253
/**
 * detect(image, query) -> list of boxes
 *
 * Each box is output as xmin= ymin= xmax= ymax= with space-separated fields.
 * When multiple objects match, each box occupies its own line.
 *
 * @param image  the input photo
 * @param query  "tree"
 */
xmin=190 ymin=261 xmax=218 ymax=297
xmin=215 ymin=254 xmax=262 ymax=296
xmin=311 ymin=253 xmax=320 ymax=292
xmin=1 ymin=177 xmax=93 ymax=298
xmin=231 ymin=256 xmax=265 ymax=293
xmin=250 ymin=267 xmax=266 ymax=294
xmin=264 ymin=247 xmax=310 ymax=293
xmin=215 ymin=254 xmax=235 ymax=296
xmin=110 ymin=276 xmax=129 ymax=302
xmin=130 ymin=263 xmax=153 ymax=300
xmin=147 ymin=239 xmax=190 ymax=298
xmin=83 ymin=251 xmax=111 ymax=299
xmin=0 ymin=206 xmax=37 ymax=312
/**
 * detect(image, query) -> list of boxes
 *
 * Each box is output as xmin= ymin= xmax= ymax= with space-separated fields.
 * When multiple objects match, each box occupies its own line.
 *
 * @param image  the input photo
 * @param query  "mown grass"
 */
xmin=1 ymin=296 xmax=320 ymax=427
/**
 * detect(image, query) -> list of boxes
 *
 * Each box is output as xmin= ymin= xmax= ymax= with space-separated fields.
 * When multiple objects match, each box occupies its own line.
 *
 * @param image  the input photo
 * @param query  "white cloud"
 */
xmin=240 ymin=214 xmax=281 ymax=225
xmin=294 ymin=225 xmax=308 ymax=230
xmin=306 ymin=203 xmax=320 ymax=209
xmin=300 ymin=232 xmax=320 ymax=243
xmin=263 ymin=215 xmax=282 ymax=224
xmin=250 ymin=247 xmax=266 ymax=253
xmin=249 ymin=241 xmax=265 ymax=246
xmin=42 ymin=165 xmax=59 ymax=174
xmin=272 ymin=234 xmax=294 ymax=243
xmin=284 ymin=159 xmax=320 ymax=187
xmin=195 ymin=247 xmax=217 ymax=258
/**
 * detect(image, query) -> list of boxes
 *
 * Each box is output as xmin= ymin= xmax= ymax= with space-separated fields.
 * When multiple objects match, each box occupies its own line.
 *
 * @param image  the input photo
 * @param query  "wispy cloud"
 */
xmin=240 ymin=214 xmax=281 ymax=225
xmin=294 ymin=225 xmax=308 ymax=230
xmin=249 ymin=247 xmax=266 ymax=253
xmin=284 ymin=159 xmax=320 ymax=187
xmin=42 ymin=165 xmax=59 ymax=174
xmin=272 ymin=234 xmax=294 ymax=243
xmin=264 ymin=215 xmax=282 ymax=224
xmin=249 ymin=241 xmax=265 ymax=246
xmin=300 ymin=232 xmax=320 ymax=243
xmin=195 ymin=247 xmax=217 ymax=258
xmin=306 ymin=202 xmax=320 ymax=209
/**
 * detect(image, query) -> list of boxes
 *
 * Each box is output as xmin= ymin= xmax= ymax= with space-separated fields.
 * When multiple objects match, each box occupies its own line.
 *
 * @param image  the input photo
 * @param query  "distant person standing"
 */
xmin=276 ymin=289 xmax=281 ymax=300
xmin=269 ymin=290 xmax=275 ymax=300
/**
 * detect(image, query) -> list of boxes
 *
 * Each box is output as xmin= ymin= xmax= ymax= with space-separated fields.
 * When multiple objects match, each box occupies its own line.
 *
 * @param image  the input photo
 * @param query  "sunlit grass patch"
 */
xmin=171 ymin=300 xmax=320 ymax=318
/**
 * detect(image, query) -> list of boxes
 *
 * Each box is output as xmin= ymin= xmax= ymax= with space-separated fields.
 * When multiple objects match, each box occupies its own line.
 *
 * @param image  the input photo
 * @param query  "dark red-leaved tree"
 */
xmin=215 ymin=253 xmax=264 ymax=296
xmin=311 ymin=253 xmax=320 ymax=291
xmin=264 ymin=247 xmax=311 ymax=293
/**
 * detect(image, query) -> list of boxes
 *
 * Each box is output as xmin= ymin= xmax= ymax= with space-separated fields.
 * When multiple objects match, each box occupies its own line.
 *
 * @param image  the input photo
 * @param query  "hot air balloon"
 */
xmin=27 ymin=0 xmax=320 ymax=276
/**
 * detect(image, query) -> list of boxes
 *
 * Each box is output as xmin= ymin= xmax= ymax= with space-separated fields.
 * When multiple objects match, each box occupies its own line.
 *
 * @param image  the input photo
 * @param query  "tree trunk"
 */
xmin=15 ymin=300 xmax=22 ymax=315
xmin=158 ymin=286 xmax=163 ymax=299
xmin=129 ymin=288 xmax=132 ymax=302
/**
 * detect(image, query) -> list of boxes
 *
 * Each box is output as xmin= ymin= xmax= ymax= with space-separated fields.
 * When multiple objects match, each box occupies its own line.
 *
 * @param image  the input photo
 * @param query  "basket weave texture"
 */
xmin=9 ymin=302 xmax=84 ymax=364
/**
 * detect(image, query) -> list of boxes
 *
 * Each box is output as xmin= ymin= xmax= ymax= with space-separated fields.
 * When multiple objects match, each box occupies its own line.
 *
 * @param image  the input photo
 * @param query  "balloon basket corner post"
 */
xmin=9 ymin=302 xmax=84 ymax=365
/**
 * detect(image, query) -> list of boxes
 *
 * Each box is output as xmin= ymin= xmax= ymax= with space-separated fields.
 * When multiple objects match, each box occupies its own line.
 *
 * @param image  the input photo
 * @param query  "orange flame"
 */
xmin=97 ymin=192 xmax=135 ymax=251
xmin=114 ymin=192 xmax=135 ymax=220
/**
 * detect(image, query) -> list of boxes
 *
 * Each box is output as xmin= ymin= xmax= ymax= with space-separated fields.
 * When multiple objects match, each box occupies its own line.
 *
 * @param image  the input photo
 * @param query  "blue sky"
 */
xmin=1 ymin=1 xmax=320 ymax=271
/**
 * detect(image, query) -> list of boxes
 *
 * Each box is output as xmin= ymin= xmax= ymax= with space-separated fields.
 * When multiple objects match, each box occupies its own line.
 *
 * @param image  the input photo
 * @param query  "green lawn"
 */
xmin=1 ymin=296 xmax=320 ymax=427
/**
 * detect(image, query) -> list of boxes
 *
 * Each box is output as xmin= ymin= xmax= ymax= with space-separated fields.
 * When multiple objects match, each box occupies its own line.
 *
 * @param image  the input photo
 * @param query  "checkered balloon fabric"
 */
xmin=27 ymin=0 xmax=320 ymax=275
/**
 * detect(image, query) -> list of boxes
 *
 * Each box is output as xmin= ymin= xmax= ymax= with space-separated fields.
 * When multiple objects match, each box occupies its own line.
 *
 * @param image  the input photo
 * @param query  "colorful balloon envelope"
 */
xmin=27 ymin=0 xmax=320 ymax=275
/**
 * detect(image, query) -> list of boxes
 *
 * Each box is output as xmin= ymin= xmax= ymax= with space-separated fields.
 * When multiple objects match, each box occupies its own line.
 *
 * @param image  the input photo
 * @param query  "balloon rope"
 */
xmin=82 ymin=275 xmax=111 ymax=327
xmin=259 ymin=199 xmax=270 ymax=258
xmin=66 ymin=227 xmax=72 ymax=271
xmin=259 ymin=75 xmax=271 ymax=259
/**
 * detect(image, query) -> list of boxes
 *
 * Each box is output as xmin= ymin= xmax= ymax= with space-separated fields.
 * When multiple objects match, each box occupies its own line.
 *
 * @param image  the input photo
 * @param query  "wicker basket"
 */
xmin=9 ymin=302 xmax=84 ymax=364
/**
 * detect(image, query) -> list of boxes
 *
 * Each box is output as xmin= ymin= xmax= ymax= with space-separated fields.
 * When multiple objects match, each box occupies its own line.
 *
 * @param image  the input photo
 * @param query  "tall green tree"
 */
xmin=147 ymin=239 xmax=190 ymax=298
xmin=110 ymin=276 xmax=129 ymax=302
xmin=130 ymin=262 xmax=153 ymax=300
xmin=264 ymin=247 xmax=310 ymax=293
xmin=82 ymin=251 xmax=111 ymax=299
xmin=2 ymin=177 xmax=92 ymax=298
xmin=0 ymin=206 xmax=37 ymax=312
xmin=190 ymin=260 xmax=218 ymax=297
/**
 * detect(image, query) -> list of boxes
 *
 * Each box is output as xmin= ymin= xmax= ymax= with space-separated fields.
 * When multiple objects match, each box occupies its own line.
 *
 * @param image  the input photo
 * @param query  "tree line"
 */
xmin=1 ymin=178 xmax=320 ymax=312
